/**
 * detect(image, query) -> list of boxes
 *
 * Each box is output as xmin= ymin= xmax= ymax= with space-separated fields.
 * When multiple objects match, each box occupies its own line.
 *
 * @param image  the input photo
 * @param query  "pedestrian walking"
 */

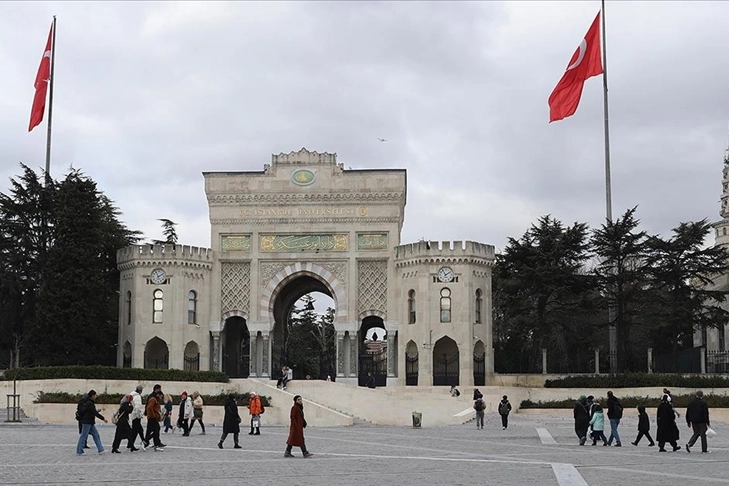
xmin=247 ymin=391 xmax=264 ymax=435
xmin=284 ymin=395 xmax=312 ymax=458
xmin=111 ymin=395 xmax=134 ymax=453
xmin=189 ymin=391 xmax=206 ymax=435
xmin=178 ymin=391 xmax=192 ymax=436
xmin=589 ymin=403 xmax=608 ymax=446
xmin=498 ymin=395 xmax=512 ymax=430
xmin=75 ymin=392 xmax=90 ymax=450
xmin=218 ymin=394 xmax=242 ymax=449
xmin=656 ymin=394 xmax=681 ymax=452
xmin=631 ymin=405 xmax=655 ymax=446
xmin=574 ymin=395 xmax=590 ymax=445
xmin=144 ymin=390 xmax=165 ymax=451
xmin=474 ymin=397 xmax=485 ymax=429
xmin=162 ymin=393 xmax=174 ymax=433
xmin=128 ymin=385 xmax=147 ymax=450
xmin=75 ymin=389 xmax=108 ymax=455
xmin=606 ymin=391 xmax=623 ymax=446
xmin=685 ymin=390 xmax=711 ymax=453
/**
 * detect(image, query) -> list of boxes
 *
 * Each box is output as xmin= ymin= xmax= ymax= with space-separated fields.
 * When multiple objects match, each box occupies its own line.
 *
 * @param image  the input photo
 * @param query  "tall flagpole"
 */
xmin=44 ymin=16 xmax=57 ymax=178
xmin=601 ymin=0 xmax=618 ymax=373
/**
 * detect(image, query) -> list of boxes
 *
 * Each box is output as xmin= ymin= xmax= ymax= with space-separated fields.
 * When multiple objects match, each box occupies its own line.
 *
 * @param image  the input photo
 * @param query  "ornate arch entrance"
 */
xmin=222 ymin=316 xmax=250 ymax=378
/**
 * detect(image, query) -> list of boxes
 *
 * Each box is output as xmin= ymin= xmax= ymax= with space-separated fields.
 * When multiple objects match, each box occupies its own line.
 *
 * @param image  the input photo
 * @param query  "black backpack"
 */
xmin=474 ymin=399 xmax=485 ymax=412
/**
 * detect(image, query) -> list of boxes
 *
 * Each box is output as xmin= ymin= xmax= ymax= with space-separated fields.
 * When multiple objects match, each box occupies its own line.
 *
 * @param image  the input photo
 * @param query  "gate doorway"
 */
xmin=222 ymin=316 xmax=250 ymax=378
xmin=405 ymin=340 xmax=418 ymax=386
xmin=359 ymin=316 xmax=387 ymax=387
xmin=473 ymin=340 xmax=486 ymax=386
xmin=433 ymin=336 xmax=459 ymax=386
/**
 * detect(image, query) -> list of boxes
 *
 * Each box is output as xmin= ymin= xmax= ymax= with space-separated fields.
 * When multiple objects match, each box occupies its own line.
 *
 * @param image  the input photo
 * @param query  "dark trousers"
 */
xmin=190 ymin=416 xmax=205 ymax=433
xmin=501 ymin=414 xmax=509 ymax=428
xmin=220 ymin=431 xmax=239 ymax=445
xmin=591 ymin=430 xmax=607 ymax=445
xmin=178 ymin=417 xmax=190 ymax=435
xmin=687 ymin=423 xmax=708 ymax=452
xmin=634 ymin=431 xmax=654 ymax=445
xmin=658 ymin=440 xmax=678 ymax=451
xmin=112 ymin=423 xmax=131 ymax=451
xmin=145 ymin=419 xmax=162 ymax=447
xmin=129 ymin=418 xmax=145 ymax=447
xmin=286 ymin=441 xmax=308 ymax=454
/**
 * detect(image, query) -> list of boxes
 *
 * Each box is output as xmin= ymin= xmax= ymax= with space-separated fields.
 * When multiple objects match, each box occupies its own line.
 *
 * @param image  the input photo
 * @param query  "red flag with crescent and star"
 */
xmin=28 ymin=22 xmax=53 ymax=132
xmin=548 ymin=12 xmax=603 ymax=123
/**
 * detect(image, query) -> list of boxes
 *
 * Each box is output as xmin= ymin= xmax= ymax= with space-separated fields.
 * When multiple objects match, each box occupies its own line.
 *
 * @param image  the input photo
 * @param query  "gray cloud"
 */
xmin=1 ymin=1 xmax=728 ymax=250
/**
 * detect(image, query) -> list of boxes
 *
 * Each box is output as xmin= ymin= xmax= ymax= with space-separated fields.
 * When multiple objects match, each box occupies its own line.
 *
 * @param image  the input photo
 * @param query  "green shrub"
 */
xmin=35 ymin=391 xmax=272 ymax=407
xmin=3 ymin=366 xmax=228 ymax=383
xmin=520 ymin=393 xmax=729 ymax=409
xmin=544 ymin=373 xmax=729 ymax=389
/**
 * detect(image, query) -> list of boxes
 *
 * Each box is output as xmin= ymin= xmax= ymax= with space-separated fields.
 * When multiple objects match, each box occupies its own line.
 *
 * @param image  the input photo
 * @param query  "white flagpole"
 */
xmin=45 ymin=16 xmax=57 ymax=178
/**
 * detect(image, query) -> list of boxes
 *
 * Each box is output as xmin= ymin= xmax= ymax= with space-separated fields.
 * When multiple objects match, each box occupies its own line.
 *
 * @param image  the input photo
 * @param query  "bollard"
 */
xmin=412 ymin=411 xmax=422 ymax=428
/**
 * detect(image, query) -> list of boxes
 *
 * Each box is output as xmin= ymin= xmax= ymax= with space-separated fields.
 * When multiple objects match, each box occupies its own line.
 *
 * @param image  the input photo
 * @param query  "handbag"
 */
xmin=252 ymin=417 xmax=260 ymax=428
xmin=707 ymin=426 xmax=717 ymax=437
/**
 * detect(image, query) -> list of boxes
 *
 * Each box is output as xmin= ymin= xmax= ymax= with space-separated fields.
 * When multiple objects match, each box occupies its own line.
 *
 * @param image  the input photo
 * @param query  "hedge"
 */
xmin=520 ymin=393 xmax=729 ymax=409
xmin=544 ymin=373 xmax=729 ymax=389
xmin=2 ymin=366 xmax=229 ymax=383
xmin=35 ymin=391 xmax=271 ymax=407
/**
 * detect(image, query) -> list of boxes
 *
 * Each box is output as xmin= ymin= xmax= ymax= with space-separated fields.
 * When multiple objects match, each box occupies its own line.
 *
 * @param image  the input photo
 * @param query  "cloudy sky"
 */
xmin=1 ymin=1 xmax=728 ymax=254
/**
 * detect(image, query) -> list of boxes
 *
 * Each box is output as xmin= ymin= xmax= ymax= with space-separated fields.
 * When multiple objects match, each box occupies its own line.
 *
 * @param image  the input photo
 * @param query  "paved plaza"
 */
xmin=0 ymin=411 xmax=726 ymax=485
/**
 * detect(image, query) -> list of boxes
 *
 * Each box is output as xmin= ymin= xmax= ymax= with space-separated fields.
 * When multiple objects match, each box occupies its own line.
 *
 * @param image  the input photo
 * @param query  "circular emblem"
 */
xmin=358 ymin=206 xmax=368 ymax=217
xmin=291 ymin=169 xmax=316 ymax=186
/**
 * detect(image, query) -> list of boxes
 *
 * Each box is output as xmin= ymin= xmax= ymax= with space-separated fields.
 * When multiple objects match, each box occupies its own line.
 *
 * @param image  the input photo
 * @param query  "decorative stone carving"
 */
xmin=357 ymin=233 xmax=388 ymax=251
xmin=221 ymin=262 xmax=250 ymax=314
xmin=221 ymin=235 xmax=252 ymax=252
xmin=211 ymin=331 xmax=221 ymax=371
xmin=260 ymin=234 xmax=348 ymax=252
xmin=358 ymin=260 xmax=388 ymax=315
xmin=321 ymin=262 xmax=347 ymax=283
xmin=250 ymin=337 xmax=258 ymax=376
xmin=387 ymin=333 xmax=396 ymax=376
xmin=349 ymin=337 xmax=358 ymax=375
xmin=262 ymin=333 xmax=270 ymax=376
xmin=260 ymin=262 xmax=288 ymax=284
xmin=337 ymin=332 xmax=345 ymax=376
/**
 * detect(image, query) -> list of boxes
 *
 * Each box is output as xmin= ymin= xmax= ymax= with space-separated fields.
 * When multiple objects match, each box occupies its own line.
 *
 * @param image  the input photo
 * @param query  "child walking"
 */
xmin=589 ymin=403 xmax=608 ymax=446
xmin=631 ymin=405 xmax=655 ymax=446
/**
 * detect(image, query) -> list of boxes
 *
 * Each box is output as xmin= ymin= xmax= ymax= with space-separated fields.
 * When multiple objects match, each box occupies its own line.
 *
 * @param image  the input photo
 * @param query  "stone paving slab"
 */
xmin=0 ymin=412 xmax=726 ymax=485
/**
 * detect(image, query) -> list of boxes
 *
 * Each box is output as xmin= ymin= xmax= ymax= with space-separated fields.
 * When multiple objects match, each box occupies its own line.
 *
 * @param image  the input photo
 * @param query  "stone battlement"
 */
xmin=394 ymin=240 xmax=495 ymax=260
xmin=271 ymin=147 xmax=337 ymax=166
xmin=117 ymin=244 xmax=212 ymax=265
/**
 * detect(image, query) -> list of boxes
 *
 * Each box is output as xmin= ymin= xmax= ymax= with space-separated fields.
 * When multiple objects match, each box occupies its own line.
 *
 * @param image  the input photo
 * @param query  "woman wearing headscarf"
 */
xmin=285 ymin=395 xmax=312 ymax=458
xmin=218 ymin=394 xmax=242 ymax=449
xmin=656 ymin=394 xmax=681 ymax=452
xmin=573 ymin=395 xmax=590 ymax=445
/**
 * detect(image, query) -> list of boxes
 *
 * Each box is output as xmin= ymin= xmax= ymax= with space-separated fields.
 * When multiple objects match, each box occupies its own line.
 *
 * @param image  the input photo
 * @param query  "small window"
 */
xmin=408 ymin=289 xmax=416 ymax=324
xmin=440 ymin=287 xmax=451 ymax=323
xmin=188 ymin=290 xmax=197 ymax=325
xmin=153 ymin=289 xmax=164 ymax=323
xmin=475 ymin=289 xmax=482 ymax=324
xmin=126 ymin=291 xmax=132 ymax=326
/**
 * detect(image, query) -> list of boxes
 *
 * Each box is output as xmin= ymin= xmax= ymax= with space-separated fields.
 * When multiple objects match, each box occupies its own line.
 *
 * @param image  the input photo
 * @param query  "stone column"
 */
xmin=350 ymin=336 xmax=358 ymax=378
xmin=211 ymin=331 xmax=221 ymax=372
xmin=647 ymin=348 xmax=653 ymax=374
xmin=701 ymin=347 xmax=706 ymax=374
xmin=250 ymin=336 xmax=258 ymax=377
xmin=387 ymin=332 xmax=396 ymax=377
xmin=541 ymin=348 xmax=547 ymax=375
xmin=336 ymin=331 xmax=346 ymax=378
xmin=594 ymin=349 xmax=600 ymax=375
xmin=261 ymin=332 xmax=270 ymax=378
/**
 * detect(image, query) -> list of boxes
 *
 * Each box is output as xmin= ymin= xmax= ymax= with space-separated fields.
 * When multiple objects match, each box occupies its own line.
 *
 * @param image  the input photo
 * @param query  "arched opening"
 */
xmin=358 ymin=315 xmax=387 ymax=387
xmin=222 ymin=316 xmax=250 ymax=378
xmin=433 ymin=335 xmax=459 ymax=386
xmin=144 ymin=337 xmax=169 ymax=369
xmin=271 ymin=275 xmax=336 ymax=381
xmin=184 ymin=341 xmax=200 ymax=371
xmin=122 ymin=341 xmax=132 ymax=368
xmin=473 ymin=340 xmax=486 ymax=386
xmin=405 ymin=340 xmax=419 ymax=386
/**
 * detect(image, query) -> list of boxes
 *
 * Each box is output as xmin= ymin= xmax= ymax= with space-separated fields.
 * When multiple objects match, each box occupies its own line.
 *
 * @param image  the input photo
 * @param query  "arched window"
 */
xmin=440 ymin=288 xmax=451 ymax=323
xmin=475 ymin=288 xmax=482 ymax=324
xmin=188 ymin=290 xmax=197 ymax=324
xmin=408 ymin=289 xmax=416 ymax=324
xmin=153 ymin=289 xmax=164 ymax=323
xmin=126 ymin=291 xmax=132 ymax=325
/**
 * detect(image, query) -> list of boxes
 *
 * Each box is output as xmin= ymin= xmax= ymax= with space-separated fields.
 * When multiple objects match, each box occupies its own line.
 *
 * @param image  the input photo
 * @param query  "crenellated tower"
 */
xmin=715 ymin=126 xmax=729 ymax=247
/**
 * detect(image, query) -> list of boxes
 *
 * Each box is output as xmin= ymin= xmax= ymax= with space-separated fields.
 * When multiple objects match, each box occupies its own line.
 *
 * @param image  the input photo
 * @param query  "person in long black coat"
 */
xmin=218 ymin=394 xmax=241 ymax=449
xmin=111 ymin=395 xmax=135 ymax=453
xmin=656 ymin=394 xmax=680 ymax=452
xmin=573 ymin=395 xmax=590 ymax=445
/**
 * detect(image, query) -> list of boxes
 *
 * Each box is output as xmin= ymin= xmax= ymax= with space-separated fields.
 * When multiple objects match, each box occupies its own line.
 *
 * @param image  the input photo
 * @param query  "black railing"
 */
xmin=184 ymin=353 xmax=200 ymax=371
xmin=144 ymin=351 xmax=169 ymax=369
xmin=706 ymin=350 xmax=729 ymax=373
xmin=405 ymin=354 xmax=418 ymax=386
xmin=122 ymin=355 xmax=132 ymax=368
xmin=433 ymin=353 xmax=459 ymax=386
xmin=473 ymin=353 xmax=485 ymax=386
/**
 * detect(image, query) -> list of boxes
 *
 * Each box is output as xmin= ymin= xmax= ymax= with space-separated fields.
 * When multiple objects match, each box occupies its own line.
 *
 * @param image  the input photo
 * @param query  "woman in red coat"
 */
xmin=285 ymin=395 xmax=312 ymax=458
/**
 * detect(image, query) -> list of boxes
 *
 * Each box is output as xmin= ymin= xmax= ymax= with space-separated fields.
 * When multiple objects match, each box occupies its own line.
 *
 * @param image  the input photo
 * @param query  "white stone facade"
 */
xmin=117 ymin=148 xmax=495 ymax=386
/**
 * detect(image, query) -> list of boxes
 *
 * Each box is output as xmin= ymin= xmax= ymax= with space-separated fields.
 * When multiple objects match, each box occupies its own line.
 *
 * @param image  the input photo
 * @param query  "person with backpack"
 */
xmin=247 ymin=391 xmax=265 ymax=435
xmin=606 ymin=390 xmax=623 ymax=447
xmin=473 ymin=397 xmax=486 ymax=429
xmin=75 ymin=389 xmax=108 ymax=455
xmin=498 ymin=395 xmax=512 ymax=430
xmin=75 ymin=392 xmax=90 ymax=450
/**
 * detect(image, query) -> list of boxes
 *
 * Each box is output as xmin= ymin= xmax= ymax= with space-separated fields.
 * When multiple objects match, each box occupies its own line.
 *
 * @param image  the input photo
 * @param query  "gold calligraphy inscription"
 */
xmin=221 ymin=235 xmax=252 ymax=252
xmin=357 ymin=233 xmax=388 ymax=250
xmin=238 ymin=207 xmax=366 ymax=217
xmin=260 ymin=234 xmax=348 ymax=252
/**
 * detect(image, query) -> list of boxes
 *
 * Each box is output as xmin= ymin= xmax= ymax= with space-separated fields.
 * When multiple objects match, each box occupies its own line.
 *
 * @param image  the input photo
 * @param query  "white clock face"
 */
xmin=438 ymin=267 xmax=454 ymax=283
xmin=150 ymin=268 xmax=166 ymax=284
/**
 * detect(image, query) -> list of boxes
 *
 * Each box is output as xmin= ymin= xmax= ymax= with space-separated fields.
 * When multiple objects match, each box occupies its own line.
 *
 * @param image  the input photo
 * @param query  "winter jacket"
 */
xmin=248 ymin=395 xmax=263 ymax=416
xmin=638 ymin=412 xmax=650 ymax=432
xmin=130 ymin=391 xmax=144 ymax=420
xmin=657 ymin=401 xmax=680 ymax=443
xmin=589 ymin=410 xmax=605 ymax=431
xmin=223 ymin=396 xmax=241 ymax=434
xmin=179 ymin=397 xmax=192 ymax=420
xmin=607 ymin=396 xmax=623 ymax=420
xmin=287 ymin=403 xmax=306 ymax=447
xmin=145 ymin=396 xmax=162 ymax=421
xmin=686 ymin=397 xmax=710 ymax=426
xmin=78 ymin=397 xmax=105 ymax=425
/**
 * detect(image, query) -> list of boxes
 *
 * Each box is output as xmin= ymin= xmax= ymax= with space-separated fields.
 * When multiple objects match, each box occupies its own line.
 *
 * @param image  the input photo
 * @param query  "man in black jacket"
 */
xmin=606 ymin=391 xmax=623 ymax=447
xmin=685 ymin=390 xmax=710 ymax=453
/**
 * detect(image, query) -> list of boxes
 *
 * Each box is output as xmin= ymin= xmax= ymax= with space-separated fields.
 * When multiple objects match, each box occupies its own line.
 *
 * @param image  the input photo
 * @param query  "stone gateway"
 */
xmin=117 ymin=148 xmax=496 ymax=387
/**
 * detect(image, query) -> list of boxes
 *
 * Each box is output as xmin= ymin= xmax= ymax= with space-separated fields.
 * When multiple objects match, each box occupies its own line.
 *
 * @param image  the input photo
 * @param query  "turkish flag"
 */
xmin=28 ymin=23 xmax=53 ymax=132
xmin=548 ymin=12 xmax=603 ymax=122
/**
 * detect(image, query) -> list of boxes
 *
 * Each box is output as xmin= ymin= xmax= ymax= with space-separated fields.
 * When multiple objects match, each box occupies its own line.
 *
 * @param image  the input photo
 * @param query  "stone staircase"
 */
xmin=0 ymin=408 xmax=38 ymax=424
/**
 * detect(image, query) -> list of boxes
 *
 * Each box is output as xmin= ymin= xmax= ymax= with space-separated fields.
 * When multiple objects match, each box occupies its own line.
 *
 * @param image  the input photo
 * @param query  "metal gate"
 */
xmin=406 ymin=354 xmax=418 ymax=386
xmin=433 ymin=353 xmax=459 ymax=386
xmin=473 ymin=353 xmax=485 ymax=386
xmin=359 ymin=353 xmax=387 ymax=387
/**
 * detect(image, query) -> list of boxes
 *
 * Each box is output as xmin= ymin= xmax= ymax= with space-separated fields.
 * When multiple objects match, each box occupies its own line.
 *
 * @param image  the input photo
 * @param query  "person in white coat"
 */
xmin=128 ymin=385 xmax=146 ymax=451
xmin=178 ymin=391 xmax=193 ymax=436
